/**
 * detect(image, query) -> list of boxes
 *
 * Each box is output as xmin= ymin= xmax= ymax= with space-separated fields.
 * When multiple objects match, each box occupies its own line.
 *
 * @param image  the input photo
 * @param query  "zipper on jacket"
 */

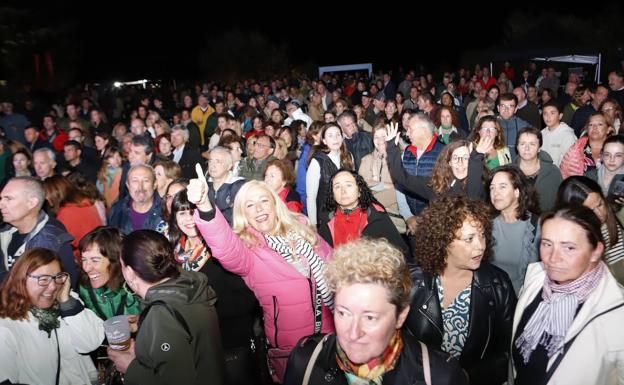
xmin=272 ymin=296 xmax=279 ymax=348
xmin=480 ymin=315 xmax=492 ymax=359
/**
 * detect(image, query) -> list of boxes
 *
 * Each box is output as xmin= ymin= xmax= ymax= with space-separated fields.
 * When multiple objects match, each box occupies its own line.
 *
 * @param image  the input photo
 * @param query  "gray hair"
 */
xmin=127 ymin=163 xmax=156 ymax=181
xmin=33 ymin=147 xmax=56 ymax=162
xmin=172 ymin=125 xmax=190 ymax=142
xmin=9 ymin=176 xmax=45 ymax=211
xmin=209 ymin=146 xmax=233 ymax=168
xmin=408 ymin=112 xmax=436 ymax=134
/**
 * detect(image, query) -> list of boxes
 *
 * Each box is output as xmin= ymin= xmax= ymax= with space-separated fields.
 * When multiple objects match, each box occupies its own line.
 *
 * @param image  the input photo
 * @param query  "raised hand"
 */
xmin=475 ymin=135 xmax=494 ymax=154
xmin=56 ymin=274 xmax=71 ymax=303
xmin=187 ymin=163 xmax=212 ymax=212
xmin=385 ymin=122 xmax=401 ymax=146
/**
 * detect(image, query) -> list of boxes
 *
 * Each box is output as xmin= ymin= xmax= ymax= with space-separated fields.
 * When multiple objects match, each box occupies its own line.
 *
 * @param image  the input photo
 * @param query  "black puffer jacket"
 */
xmin=283 ymin=332 xmax=467 ymax=385
xmin=404 ymin=262 xmax=517 ymax=385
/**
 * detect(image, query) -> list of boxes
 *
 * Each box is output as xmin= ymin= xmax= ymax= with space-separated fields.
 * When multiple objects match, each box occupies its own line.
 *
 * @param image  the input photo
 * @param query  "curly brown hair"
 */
xmin=414 ymin=197 xmax=493 ymax=275
xmin=429 ymin=139 xmax=471 ymax=194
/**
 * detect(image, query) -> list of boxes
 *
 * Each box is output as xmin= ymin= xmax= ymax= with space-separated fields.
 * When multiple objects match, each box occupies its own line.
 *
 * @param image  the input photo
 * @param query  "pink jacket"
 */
xmin=559 ymin=136 xmax=592 ymax=179
xmin=193 ymin=208 xmax=335 ymax=350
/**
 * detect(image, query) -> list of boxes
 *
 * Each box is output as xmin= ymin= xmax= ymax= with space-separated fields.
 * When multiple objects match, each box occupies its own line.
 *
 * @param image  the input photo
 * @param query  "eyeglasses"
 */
xmin=451 ymin=155 xmax=470 ymax=164
xmin=498 ymin=104 xmax=516 ymax=110
xmin=27 ymin=272 xmax=69 ymax=286
xmin=602 ymin=152 xmax=624 ymax=161
xmin=480 ymin=127 xmax=497 ymax=133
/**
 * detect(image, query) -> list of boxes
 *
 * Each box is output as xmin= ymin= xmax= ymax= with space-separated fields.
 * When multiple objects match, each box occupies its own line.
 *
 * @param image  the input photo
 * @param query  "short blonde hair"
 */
xmin=232 ymin=180 xmax=317 ymax=246
xmin=325 ymin=238 xmax=412 ymax=311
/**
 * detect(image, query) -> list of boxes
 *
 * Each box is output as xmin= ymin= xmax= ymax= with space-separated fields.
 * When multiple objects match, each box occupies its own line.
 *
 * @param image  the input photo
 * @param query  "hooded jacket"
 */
xmin=0 ymin=211 xmax=76 ymax=286
xmin=125 ymin=270 xmax=224 ymax=385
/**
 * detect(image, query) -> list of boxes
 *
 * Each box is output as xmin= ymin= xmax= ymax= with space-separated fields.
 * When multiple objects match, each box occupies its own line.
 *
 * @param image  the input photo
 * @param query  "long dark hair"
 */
xmin=555 ymin=176 xmax=619 ymax=248
xmin=167 ymin=189 xmax=200 ymax=249
xmin=486 ymin=164 xmax=540 ymax=221
xmin=324 ymin=169 xmax=380 ymax=212
xmin=309 ymin=123 xmax=354 ymax=170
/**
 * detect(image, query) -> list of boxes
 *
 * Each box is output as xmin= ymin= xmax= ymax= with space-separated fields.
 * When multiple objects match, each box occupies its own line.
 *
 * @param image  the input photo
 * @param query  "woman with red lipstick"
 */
xmin=510 ymin=206 xmax=624 ymax=385
xmin=188 ymin=167 xmax=335 ymax=383
xmin=406 ymin=197 xmax=516 ymax=385
xmin=487 ymin=165 xmax=542 ymax=294
xmin=284 ymin=238 xmax=467 ymax=385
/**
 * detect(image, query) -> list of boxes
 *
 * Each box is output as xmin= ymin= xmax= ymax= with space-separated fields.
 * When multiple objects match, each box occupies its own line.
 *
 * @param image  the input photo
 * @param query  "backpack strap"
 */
xmin=419 ymin=341 xmax=431 ymax=385
xmin=302 ymin=334 xmax=330 ymax=385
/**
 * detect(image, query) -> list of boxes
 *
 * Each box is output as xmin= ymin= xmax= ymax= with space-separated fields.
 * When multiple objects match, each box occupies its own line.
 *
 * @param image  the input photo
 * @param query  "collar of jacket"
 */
xmin=406 ymin=134 xmax=439 ymax=157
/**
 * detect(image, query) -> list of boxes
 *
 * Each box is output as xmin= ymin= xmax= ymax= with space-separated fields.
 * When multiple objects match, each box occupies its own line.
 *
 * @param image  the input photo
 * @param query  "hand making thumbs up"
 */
xmin=187 ymin=163 xmax=213 ymax=212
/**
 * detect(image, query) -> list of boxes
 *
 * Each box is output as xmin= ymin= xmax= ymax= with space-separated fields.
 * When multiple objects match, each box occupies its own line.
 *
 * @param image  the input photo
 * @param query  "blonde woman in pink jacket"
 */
xmin=188 ymin=164 xmax=334 ymax=383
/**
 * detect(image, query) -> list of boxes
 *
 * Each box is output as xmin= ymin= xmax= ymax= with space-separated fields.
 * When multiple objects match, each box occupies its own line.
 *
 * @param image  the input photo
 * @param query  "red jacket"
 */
xmin=39 ymin=127 xmax=68 ymax=153
xmin=278 ymin=187 xmax=303 ymax=213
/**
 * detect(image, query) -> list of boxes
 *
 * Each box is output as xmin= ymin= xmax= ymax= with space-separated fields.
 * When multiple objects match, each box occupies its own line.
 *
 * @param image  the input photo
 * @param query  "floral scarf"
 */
xmin=336 ymin=330 xmax=403 ymax=385
xmin=30 ymin=302 xmax=60 ymax=338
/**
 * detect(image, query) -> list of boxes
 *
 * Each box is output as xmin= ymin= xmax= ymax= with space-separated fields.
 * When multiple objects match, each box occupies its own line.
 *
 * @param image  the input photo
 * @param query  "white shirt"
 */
xmin=541 ymin=122 xmax=577 ymax=166
xmin=173 ymin=143 xmax=185 ymax=164
xmin=0 ymin=293 xmax=104 ymax=385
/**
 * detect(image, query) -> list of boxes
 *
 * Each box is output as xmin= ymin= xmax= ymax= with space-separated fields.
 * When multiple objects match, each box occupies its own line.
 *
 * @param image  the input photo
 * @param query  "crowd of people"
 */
xmin=1 ymin=61 xmax=624 ymax=385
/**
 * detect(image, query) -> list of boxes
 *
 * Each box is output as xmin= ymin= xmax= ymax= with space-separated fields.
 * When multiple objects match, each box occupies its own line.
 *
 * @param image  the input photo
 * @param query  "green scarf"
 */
xmin=30 ymin=302 xmax=60 ymax=338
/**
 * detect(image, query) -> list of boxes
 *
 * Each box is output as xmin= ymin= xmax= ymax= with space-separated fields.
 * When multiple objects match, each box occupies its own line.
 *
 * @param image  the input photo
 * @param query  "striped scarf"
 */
xmin=516 ymin=261 xmax=605 ymax=363
xmin=265 ymin=231 xmax=334 ymax=309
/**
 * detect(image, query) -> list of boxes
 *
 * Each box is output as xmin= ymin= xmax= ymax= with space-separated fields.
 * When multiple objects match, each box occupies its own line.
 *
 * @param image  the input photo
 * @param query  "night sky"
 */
xmin=2 ymin=1 xmax=623 ymax=83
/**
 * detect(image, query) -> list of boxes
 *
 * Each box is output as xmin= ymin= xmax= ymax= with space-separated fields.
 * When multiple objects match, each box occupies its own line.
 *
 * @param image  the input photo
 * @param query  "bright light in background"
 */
xmin=113 ymin=79 xmax=149 ymax=88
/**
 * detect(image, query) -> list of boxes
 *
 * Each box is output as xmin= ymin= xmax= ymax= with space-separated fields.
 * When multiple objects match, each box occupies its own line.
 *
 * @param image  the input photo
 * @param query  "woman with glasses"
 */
xmin=514 ymin=127 xmax=563 ymax=212
xmin=0 ymin=247 xmax=104 ymax=385
xmin=473 ymin=115 xmax=512 ymax=169
xmin=600 ymin=98 xmax=622 ymax=134
xmin=384 ymin=122 xmax=490 ymax=201
xmin=585 ymin=135 xmax=624 ymax=196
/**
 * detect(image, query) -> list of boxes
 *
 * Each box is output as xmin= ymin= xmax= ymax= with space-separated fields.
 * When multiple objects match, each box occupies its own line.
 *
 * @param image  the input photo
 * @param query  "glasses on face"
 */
xmin=480 ymin=127 xmax=497 ymax=133
xmin=451 ymin=155 xmax=470 ymax=164
xmin=27 ymin=272 xmax=69 ymax=286
xmin=602 ymin=152 xmax=624 ymax=161
xmin=498 ymin=104 xmax=516 ymax=110
xmin=255 ymin=142 xmax=271 ymax=149
xmin=603 ymin=107 xmax=615 ymax=113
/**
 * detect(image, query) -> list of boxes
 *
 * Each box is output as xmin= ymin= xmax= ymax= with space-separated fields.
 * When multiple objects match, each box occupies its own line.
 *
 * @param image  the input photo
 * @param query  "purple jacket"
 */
xmin=193 ymin=208 xmax=334 ymax=350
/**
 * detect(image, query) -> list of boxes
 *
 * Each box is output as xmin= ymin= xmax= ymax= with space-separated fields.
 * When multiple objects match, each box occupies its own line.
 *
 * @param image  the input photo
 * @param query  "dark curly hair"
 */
xmin=324 ymin=169 xmax=380 ymax=212
xmin=486 ymin=165 xmax=540 ymax=221
xmin=414 ymin=197 xmax=493 ymax=275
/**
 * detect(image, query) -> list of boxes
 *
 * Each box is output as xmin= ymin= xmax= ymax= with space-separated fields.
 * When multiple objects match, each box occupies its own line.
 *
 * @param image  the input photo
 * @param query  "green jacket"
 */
xmin=125 ymin=270 xmax=224 ymax=385
xmin=79 ymin=285 xmax=140 ymax=320
xmin=238 ymin=155 xmax=277 ymax=181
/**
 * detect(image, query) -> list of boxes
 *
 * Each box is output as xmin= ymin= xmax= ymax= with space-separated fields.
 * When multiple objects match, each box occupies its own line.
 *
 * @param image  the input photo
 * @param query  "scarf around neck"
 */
xmin=336 ymin=329 xmax=404 ymax=385
xmin=30 ymin=302 xmax=61 ymax=338
xmin=515 ymin=261 xmax=605 ymax=363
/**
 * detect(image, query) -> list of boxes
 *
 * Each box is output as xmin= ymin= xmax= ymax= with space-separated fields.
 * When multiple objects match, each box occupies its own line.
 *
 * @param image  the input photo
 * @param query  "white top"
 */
xmin=0 ymin=293 xmax=104 ymax=385
xmin=305 ymin=152 xmax=341 ymax=225
xmin=208 ymin=133 xmax=221 ymax=150
xmin=172 ymin=144 xmax=185 ymax=164
xmin=541 ymin=122 xmax=577 ymax=167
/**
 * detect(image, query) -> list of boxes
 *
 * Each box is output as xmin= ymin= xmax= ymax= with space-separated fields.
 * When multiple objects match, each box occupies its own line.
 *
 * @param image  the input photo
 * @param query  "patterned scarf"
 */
xmin=175 ymin=236 xmax=211 ymax=271
xmin=515 ymin=261 xmax=605 ymax=363
xmin=336 ymin=330 xmax=403 ymax=385
xmin=265 ymin=230 xmax=333 ymax=309
xmin=30 ymin=302 xmax=60 ymax=338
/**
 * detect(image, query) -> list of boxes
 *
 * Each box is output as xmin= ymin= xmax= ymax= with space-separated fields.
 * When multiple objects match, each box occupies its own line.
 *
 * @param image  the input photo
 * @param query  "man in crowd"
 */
xmin=191 ymin=93 xmax=215 ymax=148
xmin=33 ymin=148 xmax=57 ymax=180
xmin=0 ymin=177 xmax=76 ymax=286
xmin=171 ymin=125 xmax=204 ymax=179
xmin=496 ymin=93 xmax=531 ymax=153
xmin=571 ymin=84 xmax=609 ymax=136
xmin=206 ymin=146 xmax=245 ymax=226
xmin=118 ymin=135 xmax=155 ymax=200
xmin=513 ymin=87 xmax=541 ymax=129
xmin=238 ymin=134 xmax=276 ymax=181
xmin=40 ymin=115 xmax=68 ymax=152
xmin=63 ymin=140 xmax=97 ymax=182
xmin=108 ymin=164 xmax=162 ymax=234
xmin=0 ymin=102 xmax=30 ymax=144
xmin=337 ymin=111 xmax=373 ymax=171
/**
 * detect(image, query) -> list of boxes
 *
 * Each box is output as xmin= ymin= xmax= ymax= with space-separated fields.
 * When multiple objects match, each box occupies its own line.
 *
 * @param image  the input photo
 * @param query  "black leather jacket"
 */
xmin=404 ymin=262 xmax=517 ymax=385
xmin=283 ymin=332 xmax=467 ymax=385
